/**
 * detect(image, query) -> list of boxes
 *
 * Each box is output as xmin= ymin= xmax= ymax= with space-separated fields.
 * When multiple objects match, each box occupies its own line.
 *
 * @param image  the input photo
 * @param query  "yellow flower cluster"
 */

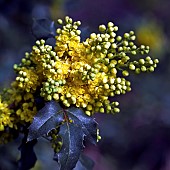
xmin=0 ymin=16 xmax=159 ymax=137
xmin=0 ymin=81 xmax=37 ymax=135
xmin=0 ymin=96 xmax=13 ymax=131
xmin=12 ymin=16 xmax=158 ymax=116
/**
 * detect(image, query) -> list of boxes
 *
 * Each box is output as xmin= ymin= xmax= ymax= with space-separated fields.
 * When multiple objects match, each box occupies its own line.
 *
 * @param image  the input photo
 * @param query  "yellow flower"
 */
xmin=16 ymin=68 xmax=40 ymax=92
xmin=0 ymin=96 xmax=13 ymax=131
xmin=10 ymin=16 xmax=159 ymax=117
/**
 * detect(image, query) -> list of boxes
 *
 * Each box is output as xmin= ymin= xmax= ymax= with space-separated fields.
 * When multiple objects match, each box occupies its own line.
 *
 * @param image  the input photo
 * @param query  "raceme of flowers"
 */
xmin=0 ymin=16 xmax=159 ymax=141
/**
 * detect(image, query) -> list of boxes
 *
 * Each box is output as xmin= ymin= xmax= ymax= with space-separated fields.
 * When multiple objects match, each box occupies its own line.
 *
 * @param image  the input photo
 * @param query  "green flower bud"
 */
xmin=129 ymin=42 xmax=134 ymax=46
xmin=85 ymin=111 xmax=91 ymax=116
xmin=110 ymin=68 xmax=117 ymax=74
xmin=90 ymin=33 xmax=96 ymax=39
xmin=135 ymin=68 xmax=141 ymax=74
xmin=110 ymin=32 xmax=116 ymax=37
xmin=105 ymin=42 xmax=111 ymax=49
xmin=115 ymin=90 xmax=121 ymax=95
xmin=124 ymin=33 xmax=130 ymax=39
xmin=113 ymin=107 xmax=120 ymax=113
xmin=111 ymin=43 xmax=117 ymax=49
xmin=123 ymin=41 xmax=128 ymax=46
xmin=63 ymin=100 xmax=70 ymax=107
xmin=87 ymin=104 xmax=93 ymax=111
xmin=96 ymin=101 xmax=103 ymax=107
xmin=71 ymin=96 xmax=76 ymax=104
xmin=47 ymin=95 xmax=52 ymax=101
xmin=106 ymin=105 xmax=112 ymax=111
xmin=141 ymin=66 xmax=147 ymax=72
xmin=129 ymin=31 xmax=134 ymax=35
xmin=154 ymin=59 xmax=159 ymax=64
xmin=53 ymin=94 xmax=59 ymax=100
xmin=149 ymin=66 xmax=155 ymax=72
xmin=122 ymin=70 xmax=129 ymax=76
xmin=0 ymin=124 xmax=4 ymax=131
xmin=146 ymin=56 xmax=152 ymax=61
xmin=66 ymin=93 xmax=71 ymax=98
xmin=126 ymin=87 xmax=131 ymax=91
xmin=21 ymin=58 xmax=26 ymax=63
xmin=57 ymin=19 xmax=63 ymax=25
xmin=132 ymin=45 xmax=137 ymax=50
xmin=129 ymin=64 xmax=135 ymax=70
xmin=108 ymin=22 xmax=114 ymax=27
xmin=96 ymin=45 xmax=102 ymax=51
xmin=109 ymin=38 xmax=115 ymax=43
xmin=116 ymin=36 xmax=122 ymax=41
xmin=76 ymin=21 xmax=81 ymax=26
xmin=131 ymin=51 xmax=137 ymax=55
xmin=20 ymin=77 xmax=24 ymax=82
xmin=130 ymin=35 xmax=136 ymax=40
xmin=139 ymin=59 xmax=145 ymax=65
xmin=99 ymin=107 xmax=105 ymax=113
xmin=114 ymin=102 xmax=119 ymax=106
xmin=118 ymin=47 xmax=123 ymax=52
xmin=117 ymin=84 xmax=122 ymax=90
xmin=116 ymin=77 xmax=121 ymax=84
xmin=110 ymin=92 xmax=114 ymax=96
xmin=97 ymin=37 xmax=102 ymax=42
xmin=110 ymin=84 xmax=115 ymax=91
xmin=148 ymin=60 xmax=153 ymax=65
xmin=108 ymin=53 xmax=114 ymax=59
xmin=99 ymin=25 xmax=106 ymax=32
xmin=25 ymin=78 xmax=29 ymax=82
xmin=125 ymin=81 xmax=131 ymax=86
xmin=114 ymin=26 xmax=118 ymax=31
xmin=40 ymin=39 xmax=45 ymax=45
xmin=104 ymin=84 xmax=109 ymax=89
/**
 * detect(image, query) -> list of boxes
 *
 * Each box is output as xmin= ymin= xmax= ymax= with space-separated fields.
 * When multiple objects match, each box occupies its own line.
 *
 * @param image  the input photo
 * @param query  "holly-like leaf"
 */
xmin=27 ymin=100 xmax=63 ymax=142
xmin=67 ymin=107 xmax=97 ymax=144
xmin=54 ymin=122 xmax=85 ymax=170
xmin=32 ymin=18 xmax=56 ymax=39
xmin=54 ymin=107 xmax=98 ymax=170
xmin=27 ymin=101 xmax=98 ymax=170
xmin=18 ymin=135 xmax=37 ymax=170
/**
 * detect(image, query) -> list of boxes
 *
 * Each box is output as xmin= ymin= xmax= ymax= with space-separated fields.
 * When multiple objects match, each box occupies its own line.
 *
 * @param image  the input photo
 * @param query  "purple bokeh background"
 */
xmin=0 ymin=0 xmax=170 ymax=169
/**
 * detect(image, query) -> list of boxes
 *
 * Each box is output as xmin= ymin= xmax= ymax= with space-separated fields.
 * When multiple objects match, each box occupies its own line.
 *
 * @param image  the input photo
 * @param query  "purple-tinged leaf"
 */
xmin=18 ymin=135 xmax=37 ymax=170
xmin=27 ymin=100 xmax=63 ymax=142
xmin=54 ymin=122 xmax=85 ymax=170
xmin=67 ymin=107 xmax=97 ymax=144
xmin=32 ymin=18 xmax=56 ymax=39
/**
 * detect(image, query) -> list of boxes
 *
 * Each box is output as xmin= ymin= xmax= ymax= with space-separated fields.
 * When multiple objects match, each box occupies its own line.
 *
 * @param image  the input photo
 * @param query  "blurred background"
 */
xmin=0 ymin=0 xmax=170 ymax=169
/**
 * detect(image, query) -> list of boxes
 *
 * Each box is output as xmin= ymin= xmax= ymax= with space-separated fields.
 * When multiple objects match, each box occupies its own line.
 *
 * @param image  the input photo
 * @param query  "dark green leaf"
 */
xmin=18 ymin=135 xmax=37 ymax=170
xmin=27 ymin=100 xmax=63 ymax=142
xmin=67 ymin=107 xmax=97 ymax=144
xmin=54 ymin=122 xmax=85 ymax=170
xmin=32 ymin=18 xmax=56 ymax=39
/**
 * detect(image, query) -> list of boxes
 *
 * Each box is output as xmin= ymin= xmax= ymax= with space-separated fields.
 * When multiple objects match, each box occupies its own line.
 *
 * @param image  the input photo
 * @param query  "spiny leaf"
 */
xmin=54 ymin=122 xmax=85 ymax=170
xmin=27 ymin=102 xmax=98 ymax=170
xmin=18 ymin=135 xmax=37 ymax=170
xmin=27 ymin=100 xmax=63 ymax=142
xmin=32 ymin=18 xmax=56 ymax=39
xmin=67 ymin=107 xmax=97 ymax=144
xmin=54 ymin=107 xmax=98 ymax=170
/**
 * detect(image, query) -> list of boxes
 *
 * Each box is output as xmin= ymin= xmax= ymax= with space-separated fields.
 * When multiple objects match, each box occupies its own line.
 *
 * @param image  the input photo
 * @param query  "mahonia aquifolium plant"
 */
xmin=0 ymin=16 xmax=159 ymax=170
